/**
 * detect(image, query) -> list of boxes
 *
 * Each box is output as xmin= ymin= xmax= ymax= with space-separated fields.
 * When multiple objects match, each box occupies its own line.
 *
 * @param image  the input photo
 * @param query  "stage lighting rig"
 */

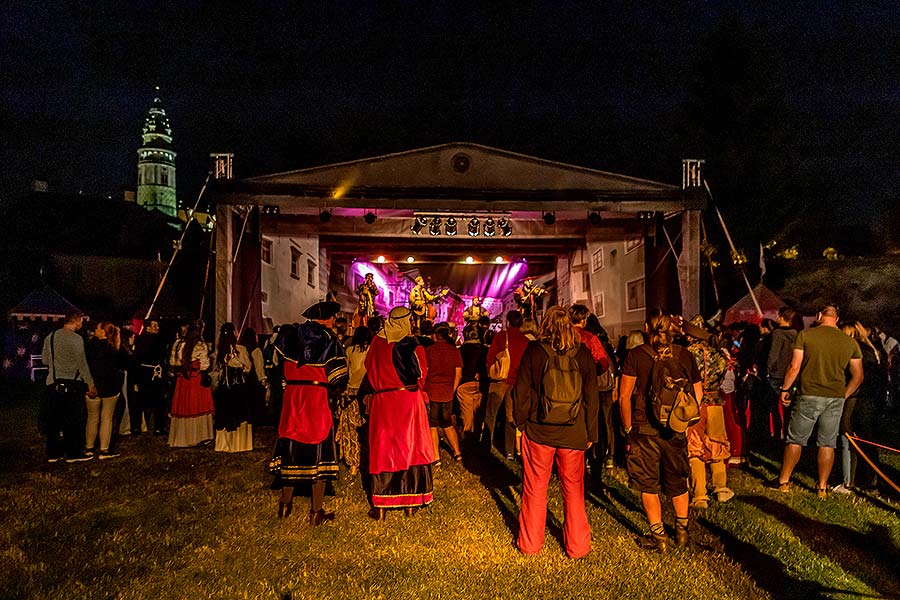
xmin=588 ymin=210 xmax=602 ymax=226
xmin=319 ymin=210 xmax=332 ymax=223
xmin=467 ymin=217 xmax=480 ymax=237
xmin=364 ymin=211 xmax=377 ymax=224
xmin=498 ymin=218 xmax=512 ymax=237
xmin=411 ymin=215 xmax=428 ymax=234
xmin=483 ymin=217 xmax=496 ymax=237
xmin=445 ymin=217 xmax=457 ymax=236
xmin=542 ymin=211 xmax=556 ymax=225
xmin=637 ymin=211 xmax=655 ymax=221
xmin=429 ymin=217 xmax=442 ymax=236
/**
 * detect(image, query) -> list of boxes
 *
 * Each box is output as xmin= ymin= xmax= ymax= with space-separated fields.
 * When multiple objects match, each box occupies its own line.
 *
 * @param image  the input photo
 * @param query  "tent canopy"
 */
xmin=8 ymin=286 xmax=84 ymax=321
xmin=724 ymin=284 xmax=785 ymax=325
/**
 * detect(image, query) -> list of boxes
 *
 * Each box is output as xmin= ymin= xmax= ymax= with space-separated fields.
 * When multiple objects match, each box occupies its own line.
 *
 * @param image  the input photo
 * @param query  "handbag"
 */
xmin=488 ymin=332 xmax=510 ymax=381
xmin=223 ymin=366 xmax=247 ymax=389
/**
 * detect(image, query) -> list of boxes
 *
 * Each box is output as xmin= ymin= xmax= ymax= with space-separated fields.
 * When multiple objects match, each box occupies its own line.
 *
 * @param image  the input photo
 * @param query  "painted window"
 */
xmin=290 ymin=247 xmax=301 ymax=279
xmin=261 ymin=238 xmax=272 ymax=265
xmin=591 ymin=248 xmax=604 ymax=272
xmin=626 ymin=277 xmax=646 ymax=312
xmin=307 ymin=259 xmax=317 ymax=288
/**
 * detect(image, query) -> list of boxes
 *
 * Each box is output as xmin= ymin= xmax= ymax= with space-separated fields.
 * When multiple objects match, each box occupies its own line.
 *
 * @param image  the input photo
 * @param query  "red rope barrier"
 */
xmin=844 ymin=434 xmax=900 ymax=496
xmin=846 ymin=434 xmax=900 ymax=455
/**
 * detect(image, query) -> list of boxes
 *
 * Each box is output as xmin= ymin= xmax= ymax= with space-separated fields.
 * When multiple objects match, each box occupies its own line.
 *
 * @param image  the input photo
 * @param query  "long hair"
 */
xmin=104 ymin=323 xmax=120 ymax=350
xmin=842 ymin=320 xmax=879 ymax=364
xmin=538 ymin=305 xmax=579 ymax=352
xmin=238 ymin=328 xmax=258 ymax=353
xmin=349 ymin=325 xmax=373 ymax=351
xmin=434 ymin=322 xmax=455 ymax=345
xmin=646 ymin=308 xmax=674 ymax=359
xmin=181 ymin=320 xmax=205 ymax=370
xmin=216 ymin=322 xmax=237 ymax=367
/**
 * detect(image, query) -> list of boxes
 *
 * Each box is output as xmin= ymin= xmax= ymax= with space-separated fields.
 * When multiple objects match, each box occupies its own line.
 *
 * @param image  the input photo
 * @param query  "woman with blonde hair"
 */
xmin=618 ymin=308 xmax=702 ymax=552
xmin=835 ymin=321 xmax=885 ymax=493
xmin=513 ymin=305 xmax=599 ymax=559
xmin=85 ymin=322 xmax=127 ymax=459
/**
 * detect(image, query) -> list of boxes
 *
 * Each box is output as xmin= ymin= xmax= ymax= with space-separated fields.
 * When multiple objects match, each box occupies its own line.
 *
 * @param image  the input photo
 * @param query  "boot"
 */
xmin=368 ymin=507 xmax=386 ymax=521
xmin=404 ymin=507 xmax=419 ymax=518
xmin=308 ymin=509 xmax=335 ymax=526
xmin=638 ymin=531 xmax=669 ymax=553
xmin=675 ymin=518 xmax=689 ymax=547
xmin=277 ymin=501 xmax=292 ymax=519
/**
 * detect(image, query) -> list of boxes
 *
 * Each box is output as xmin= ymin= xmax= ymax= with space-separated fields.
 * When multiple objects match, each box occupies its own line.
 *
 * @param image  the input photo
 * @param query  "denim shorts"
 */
xmin=786 ymin=395 xmax=845 ymax=448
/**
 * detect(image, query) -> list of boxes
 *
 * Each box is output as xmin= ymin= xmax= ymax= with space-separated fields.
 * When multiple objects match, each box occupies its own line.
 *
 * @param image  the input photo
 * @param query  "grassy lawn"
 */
xmin=1 ymin=381 xmax=899 ymax=600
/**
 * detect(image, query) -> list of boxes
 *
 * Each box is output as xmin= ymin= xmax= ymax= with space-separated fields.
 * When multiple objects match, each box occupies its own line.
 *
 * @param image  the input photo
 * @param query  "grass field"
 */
xmin=1 ymin=381 xmax=899 ymax=600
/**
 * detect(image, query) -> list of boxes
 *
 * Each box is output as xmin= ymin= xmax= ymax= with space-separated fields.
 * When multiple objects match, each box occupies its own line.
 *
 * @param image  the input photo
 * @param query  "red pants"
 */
xmin=517 ymin=433 xmax=590 ymax=558
xmin=722 ymin=391 xmax=747 ymax=461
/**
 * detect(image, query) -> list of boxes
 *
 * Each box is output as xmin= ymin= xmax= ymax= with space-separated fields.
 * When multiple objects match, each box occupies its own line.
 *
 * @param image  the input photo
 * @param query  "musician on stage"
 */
xmin=514 ymin=278 xmax=546 ymax=319
xmin=409 ymin=276 xmax=445 ymax=332
xmin=354 ymin=273 xmax=381 ymax=327
xmin=463 ymin=296 xmax=489 ymax=324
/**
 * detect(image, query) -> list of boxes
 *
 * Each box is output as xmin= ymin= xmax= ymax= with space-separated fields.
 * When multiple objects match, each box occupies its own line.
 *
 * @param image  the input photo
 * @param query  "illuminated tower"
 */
xmin=137 ymin=89 xmax=177 ymax=218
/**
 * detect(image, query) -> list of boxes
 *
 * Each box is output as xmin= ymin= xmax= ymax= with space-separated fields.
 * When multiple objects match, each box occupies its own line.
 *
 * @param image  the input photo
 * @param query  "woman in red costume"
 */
xmin=168 ymin=320 xmax=215 ymax=448
xmin=365 ymin=306 xmax=435 ymax=520
xmin=268 ymin=301 xmax=348 ymax=526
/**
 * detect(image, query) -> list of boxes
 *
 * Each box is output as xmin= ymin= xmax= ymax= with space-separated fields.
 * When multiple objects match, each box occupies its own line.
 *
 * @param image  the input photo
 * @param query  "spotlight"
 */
xmin=319 ymin=210 xmax=332 ymax=223
xmin=498 ymin=218 xmax=512 ymax=237
xmin=637 ymin=211 xmax=655 ymax=221
xmin=411 ymin=215 xmax=427 ymax=234
xmin=465 ymin=256 xmax=475 ymax=264
xmin=483 ymin=217 xmax=496 ymax=237
xmin=588 ymin=210 xmax=602 ymax=226
xmin=429 ymin=217 xmax=442 ymax=236
xmin=261 ymin=205 xmax=280 ymax=215
xmin=467 ymin=217 xmax=480 ymax=237
xmin=495 ymin=256 xmax=504 ymax=264
xmin=406 ymin=256 xmax=415 ymax=263
xmin=376 ymin=255 xmax=386 ymax=263
xmin=445 ymin=217 xmax=457 ymax=236
xmin=542 ymin=212 xmax=556 ymax=225
xmin=364 ymin=211 xmax=377 ymax=224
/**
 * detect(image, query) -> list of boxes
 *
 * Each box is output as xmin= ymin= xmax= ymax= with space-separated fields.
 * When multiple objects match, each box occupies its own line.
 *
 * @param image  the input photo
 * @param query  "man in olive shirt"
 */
xmin=775 ymin=305 xmax=863 ymax=497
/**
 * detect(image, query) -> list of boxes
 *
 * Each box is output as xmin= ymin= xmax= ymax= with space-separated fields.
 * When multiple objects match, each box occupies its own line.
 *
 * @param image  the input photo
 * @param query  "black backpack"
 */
xmin=640 ymin=345 xmax=700 ymax=433
xmin=537 ymin=343 xmax=583 ymax=425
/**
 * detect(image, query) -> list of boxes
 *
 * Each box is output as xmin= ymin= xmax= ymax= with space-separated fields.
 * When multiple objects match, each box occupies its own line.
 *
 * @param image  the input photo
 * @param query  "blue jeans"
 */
xmin=786 ymin=395 xmax=844 ymax=448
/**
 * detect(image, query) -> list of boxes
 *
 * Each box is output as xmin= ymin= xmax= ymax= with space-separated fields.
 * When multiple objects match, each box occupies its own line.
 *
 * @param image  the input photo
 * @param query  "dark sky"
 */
xmin=2 ymin=2 xmax=899 ymax=229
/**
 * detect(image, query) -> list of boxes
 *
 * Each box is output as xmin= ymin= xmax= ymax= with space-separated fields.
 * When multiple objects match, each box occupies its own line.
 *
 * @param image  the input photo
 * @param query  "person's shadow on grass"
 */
xmin=741 ymin=494 xmax=900 ymax=599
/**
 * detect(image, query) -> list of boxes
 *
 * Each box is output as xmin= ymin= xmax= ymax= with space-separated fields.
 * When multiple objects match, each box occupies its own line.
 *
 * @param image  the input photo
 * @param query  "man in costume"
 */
xmin=354 ymin=272 xmax=381 ymax=327
xmin=409 ymin=276 xmax=446 ymax=331
xmin=132 ymin=319 xmax=169 ymax=435
xmin=463 ymin=296 xmax=489 ymax=325
xmin=365 ymin=306 xmax=435 ymax=519
xmin=268 ymin=300 xmax=348 ymax=526
xmin=514 ymin=278 xmax=546 ymax=319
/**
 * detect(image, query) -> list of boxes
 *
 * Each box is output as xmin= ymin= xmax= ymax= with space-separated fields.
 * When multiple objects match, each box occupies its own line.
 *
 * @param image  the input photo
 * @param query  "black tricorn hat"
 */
xmin=302 ymin=301 xmax=341 ymax=321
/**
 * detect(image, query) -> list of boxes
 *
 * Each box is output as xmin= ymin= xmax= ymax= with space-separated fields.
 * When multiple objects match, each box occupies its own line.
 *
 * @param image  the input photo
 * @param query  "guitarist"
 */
xmin=514 ymin=278 xmax=546 ymax=319
xmin=409 ymin=276 xmax=447 ymax=332
xmin=353 ymin=273 xmax=381 ymax=327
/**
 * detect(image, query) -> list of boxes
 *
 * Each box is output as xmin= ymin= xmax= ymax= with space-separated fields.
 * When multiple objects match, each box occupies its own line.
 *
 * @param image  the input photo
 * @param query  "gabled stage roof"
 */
xmin=212 ymin=142 xmax=703 ymax=213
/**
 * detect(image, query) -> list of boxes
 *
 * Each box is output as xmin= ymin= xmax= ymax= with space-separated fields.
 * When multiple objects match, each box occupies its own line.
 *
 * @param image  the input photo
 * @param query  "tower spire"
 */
xmin=136 ymin=90 xmax=177 ymax=218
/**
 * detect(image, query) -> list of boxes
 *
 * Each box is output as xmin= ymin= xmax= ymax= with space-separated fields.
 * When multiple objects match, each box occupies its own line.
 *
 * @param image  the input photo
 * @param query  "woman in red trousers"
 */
xmin=513 ymin=306 xmax=599 ymax=558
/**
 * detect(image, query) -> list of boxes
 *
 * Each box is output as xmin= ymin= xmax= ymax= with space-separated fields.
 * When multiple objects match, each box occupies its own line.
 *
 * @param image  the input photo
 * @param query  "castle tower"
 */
xmin=137 ymin=89 xmax=177 ymax=218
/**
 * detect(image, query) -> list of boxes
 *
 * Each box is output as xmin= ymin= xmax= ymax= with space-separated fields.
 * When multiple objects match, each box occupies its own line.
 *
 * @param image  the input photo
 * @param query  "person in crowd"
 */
xmin=213 ymin=323 xmax=254 ymax=453
xmin=262 ymin=324 xmax=288 ymax=425
xmin=85 ymin=322 xmax=126 ymax=459
xmin=117 ymin=328 xmax=137 ymax=437
xmin=520 ymin=318 xmax=538 ymax=341
xmin=424 ymin=322 xmax=463 ymax=462
xmin=333 ymin=315 xmax=350 ymax=346
xmin=682 ymin=318 xmax=733 ymax=508
xmin=168 ymin=320 xmax=215 ymax=448
xmin=720 ymin=343 xmax=745 ymax=466
xmin=619 ymin=308 xmax=703 ymax=552
xmin=774 ymin=304 xmax=863 ymax=499
xmin=584 ymin=314 xmax=620 ymax=470
xmin=484 ymin=310 xmax=530 ymax=460
xmin=269 ymin=301 xmax=348 ymax=525
xmin=133 ymin=319 xmax=169 ymax=435
xmin=834 ymin=321 xmax=885 ymax=493
xmin=42 ymin=311 xmax=97 ymax=463
xmin=457 ymin=324 xmax=488 ymax=443
xmin=463 ymin=296 xmax=489 ymax=325
xmin=239 ymin=327 xmax=267 ymax=425
xmin=570 ymin=306 xmax=613 ymax=475
xmin=764 ymin=308 xmax=798 ymax=444
xmin=513 ymin=305 xmax=599 ymax=559
xmin=365 ymin=306 xmax=434 ymax=520
xmin=337 ymin=326 xmax=371 ymax=476
xmin=625 ymin=330 xmax=646 ymax=352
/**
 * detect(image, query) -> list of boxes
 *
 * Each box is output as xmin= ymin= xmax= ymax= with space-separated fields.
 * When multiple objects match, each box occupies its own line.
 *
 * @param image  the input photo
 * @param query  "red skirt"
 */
xmin=170 ymin=374 xmax=214 ymax=418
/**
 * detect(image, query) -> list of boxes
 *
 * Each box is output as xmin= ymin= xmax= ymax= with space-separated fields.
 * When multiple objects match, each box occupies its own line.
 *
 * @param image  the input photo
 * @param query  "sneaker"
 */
xmin=715 ymin=487 xmax=735 ymax=503
xmin=690 ymin=498 xmax=709 ymax=509
xmin=831 ymin=483 xmax=852 ymax=495
xmin=98 ymin=451 xmax=121 ymax=460
xmin=816 ymin=487 xmax=829 ymax=500
xmin=66 ymin=454 xmax=93 ymax=463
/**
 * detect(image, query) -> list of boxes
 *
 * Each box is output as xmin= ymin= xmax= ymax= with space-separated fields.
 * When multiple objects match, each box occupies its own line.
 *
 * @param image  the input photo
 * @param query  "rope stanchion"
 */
xmin=846 ymin=434 xmax=900 ymax=455
xmin=845 ymin=434 xmax=900 ymax=496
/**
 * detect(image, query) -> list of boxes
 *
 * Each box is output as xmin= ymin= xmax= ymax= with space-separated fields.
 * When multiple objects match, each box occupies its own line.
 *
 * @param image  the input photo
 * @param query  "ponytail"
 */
xmin=646 ymin=308 xmax=673 ymax=359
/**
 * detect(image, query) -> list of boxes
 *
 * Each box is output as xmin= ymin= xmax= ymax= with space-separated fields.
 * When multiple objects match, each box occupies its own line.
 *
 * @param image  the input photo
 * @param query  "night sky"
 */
xmin=3 ymin=2 xmax=899 ymax=234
